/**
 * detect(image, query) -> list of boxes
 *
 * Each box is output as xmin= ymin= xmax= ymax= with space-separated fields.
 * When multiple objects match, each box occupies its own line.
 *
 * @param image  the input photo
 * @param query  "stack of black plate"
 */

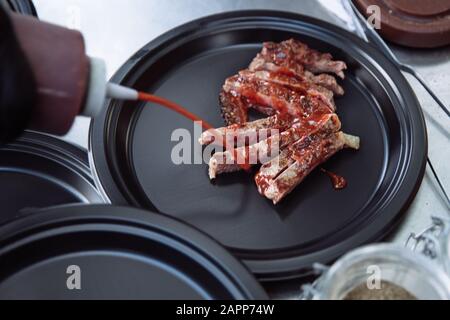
xmin=1 ymin=0 xmax=37 ymax=16
xmin=0 ymin=132 xmax=104 ymax=224
xmin=0 ymin=205 xmax=267 ymax=300
xmin=0 ymin=133 xmax=267 ymax=299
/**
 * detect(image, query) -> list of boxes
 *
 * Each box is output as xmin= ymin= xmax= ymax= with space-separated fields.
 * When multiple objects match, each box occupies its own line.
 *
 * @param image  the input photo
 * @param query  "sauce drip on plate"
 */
xmin=321 ymin=168 xmax=347 ymax=190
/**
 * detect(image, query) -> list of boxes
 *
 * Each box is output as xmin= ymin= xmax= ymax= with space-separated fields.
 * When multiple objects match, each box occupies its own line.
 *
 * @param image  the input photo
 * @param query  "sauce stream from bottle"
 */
xmin=138 ymin=92 xmax=214 ymax=130
xmin=137 ymin=92 xmax=251 ymax=171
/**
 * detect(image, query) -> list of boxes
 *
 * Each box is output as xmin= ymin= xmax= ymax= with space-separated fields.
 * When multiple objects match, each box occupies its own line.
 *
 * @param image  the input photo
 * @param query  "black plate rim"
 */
xmin=90 ymin=10 xmax=427 ymax=281
xmin=12 ymin=131 xmax=92 ymax=175
xmin=0 ymin=204 xmax=268 ymax=300
xmin=0 ymin=131 xmax=106 ymax=219
xmin=3 ymin=0 xmax=37 ymax=16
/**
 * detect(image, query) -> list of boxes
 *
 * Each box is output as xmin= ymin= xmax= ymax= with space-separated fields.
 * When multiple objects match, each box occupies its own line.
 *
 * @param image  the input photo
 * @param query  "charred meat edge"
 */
xmin=249 ymin=59 xmax=345 ymax=96
xmin=208 ymin=114 xmax=341 ymax=179
xmin=222 ymin=74 xmax=334 ymax=121
xmin=239 ymin=70 xmax=336 ymax=111
xmin=220 ymin=90 xmax=249 ymax=125
xmin=199 ymin=114 xmax=293 ymax=147
xmin=256 ymin=132 xmax=360 ymax=204
xmin=255 ymin=39 xmax=347 ymax=79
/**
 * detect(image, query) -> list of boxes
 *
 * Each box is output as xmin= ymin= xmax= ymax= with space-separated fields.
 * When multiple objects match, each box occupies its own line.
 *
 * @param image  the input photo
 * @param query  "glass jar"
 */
xmin=305 ymin=244 xmax=450 ymax=300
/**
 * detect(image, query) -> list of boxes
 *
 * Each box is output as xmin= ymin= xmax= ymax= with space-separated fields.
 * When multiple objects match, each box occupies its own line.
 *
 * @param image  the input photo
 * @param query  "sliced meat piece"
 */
xmin=220 ymin=89 xmax=248 ymax=125
xmin=305 ymin=71 xmax=345 ymax=96
xmin=258 ymin=132 xmax=360 ymax=204
xmin=209 ymin=129 xmax=289 ymax=180
xmin=255 ymin=113 xmax=342 ymax=192
xmin=208 ymin=114 xmax=341 ymax=179
xmin=199 ymin=114 xmax=293 ymax=147
xmin=208 ymin=135 xmax=274 ymax=180
xmin=249 ymin=58 xmax=345 ymax=95
xmin=239 ymin=70 xmax=336 ymax=111
xmin=208 ymin=149 xmax=242 ymax=180
xmin=255 ymin=148 xmax=296 ymax=196
xmin=258 ymin=40 xmax=347 ymax=79
xmin=283 ymin=39 xmax=347 ymax=79
xmin=223 ymin=74 xmax=333 ymax=120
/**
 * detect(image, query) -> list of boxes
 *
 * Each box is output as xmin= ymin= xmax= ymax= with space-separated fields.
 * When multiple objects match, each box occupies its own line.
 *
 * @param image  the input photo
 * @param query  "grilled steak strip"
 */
xmin=255 ymin=114 xmax=342 ymax=188
xmin=283 ymin=39 xmax=347 ymax=79
xmin=220 ymin=90 xmax=249 ymax=125
xmin=256 ymin=132 xmax=360 ymax=204
xmin=199 ymin=114 xmax=293 ymax=147
xmin=208 ymin=114 xmax=341 ymax=179
xmin=249 ymin=39 xmax=346 ymax=95
xmin=256 ymin=40 xmax=347 ymax=79
xmin=223 ymin=74 xmax=334 ymax=120
xmin=249 ymin=58 xmax=345 ymax=96
xmin=239 ymin=70 xmax=336 ymax=111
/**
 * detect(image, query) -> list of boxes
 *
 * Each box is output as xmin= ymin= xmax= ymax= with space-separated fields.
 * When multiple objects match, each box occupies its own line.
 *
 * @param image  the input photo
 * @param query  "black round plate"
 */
xmin=0 ymin=132 xmax=104 ymax=224
xmin=2 ymin=0 xmax=37 ymax=16
xmin=90 ymin=11 xmax=427 ymax=280
xmin=0 ymin=205 xmax=267 ymax=300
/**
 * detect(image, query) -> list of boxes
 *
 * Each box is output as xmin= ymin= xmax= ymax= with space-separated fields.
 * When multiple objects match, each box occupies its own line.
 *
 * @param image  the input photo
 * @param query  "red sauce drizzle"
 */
xmin=321 ymin=168 xmax=347 ymax=190
xmin=137 ymin=92 xmax=252 ymax=171
xmin=138 ymin=92 xmax=214 ymax=130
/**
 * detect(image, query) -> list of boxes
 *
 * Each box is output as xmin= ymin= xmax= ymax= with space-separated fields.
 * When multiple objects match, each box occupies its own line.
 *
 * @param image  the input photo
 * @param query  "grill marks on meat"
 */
xmin=207 ymin=39 xmax=359 ymax=204
xmin=248 ymin=60 xmax=345 ymax=96
xmin=220 ymin=90 xmax=249 ymax=125
xmin=221 ymin=39 xmax=346 ymax=126
xmin=257 ymin=132 xmax=359 ymax=204
xmin=199 ymin=114 xmax=293 ymax=147
xmin=239 ymin=70 xmax=336 ymax=111
xmin=208 ymin=114 xmax=341 ymax=179
xmin=255 ymin=40 xmax=347 ymax=79
xmin=222 ymin=74 xmax=334 ymax=123
xmin=255 ymin=114 xmax=343 ymax=194
xmin=283 ymin=39 xmax=347 ymax=79
xmin=248 ymin=39 xmax=346 ymax=95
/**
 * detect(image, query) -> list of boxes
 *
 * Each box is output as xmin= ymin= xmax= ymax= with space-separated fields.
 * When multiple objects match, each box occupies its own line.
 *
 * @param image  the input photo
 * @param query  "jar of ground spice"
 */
xmin=303 ymin=244 xmax=450 ymax=300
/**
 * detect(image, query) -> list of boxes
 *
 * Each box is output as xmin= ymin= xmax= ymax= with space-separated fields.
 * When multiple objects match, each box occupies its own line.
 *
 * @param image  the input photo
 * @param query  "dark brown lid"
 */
xmin=354 ymin=0 xmax=450 ymax=48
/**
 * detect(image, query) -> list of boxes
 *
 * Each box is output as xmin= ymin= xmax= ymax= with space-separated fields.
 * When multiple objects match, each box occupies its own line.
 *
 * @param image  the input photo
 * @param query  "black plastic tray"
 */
xmin=0 ymin=205 xmax=268 ymax=300
xmin=0 ymin=131 xmax=104 ymax=224
xmin=90 ymin=11 xmax=427 ymax=281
